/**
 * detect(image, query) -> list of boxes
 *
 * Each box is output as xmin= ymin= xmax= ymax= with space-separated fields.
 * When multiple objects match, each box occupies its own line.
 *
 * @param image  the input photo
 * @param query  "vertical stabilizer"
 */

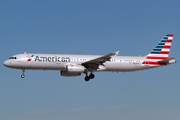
xmin=142 ymin=34 xmax=174 ymax=65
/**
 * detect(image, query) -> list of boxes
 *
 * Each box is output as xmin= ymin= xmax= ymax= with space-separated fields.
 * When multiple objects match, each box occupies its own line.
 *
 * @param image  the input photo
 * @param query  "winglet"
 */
xmin=115 ymin=51 xmax=120 ymax=56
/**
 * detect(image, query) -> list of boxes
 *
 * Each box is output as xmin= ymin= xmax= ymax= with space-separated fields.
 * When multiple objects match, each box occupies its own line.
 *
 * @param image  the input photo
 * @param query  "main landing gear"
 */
xmin=21 ymin=69 xmax=25 ymax=78
xmin=84 ymin=73 xmax=95 ymax=81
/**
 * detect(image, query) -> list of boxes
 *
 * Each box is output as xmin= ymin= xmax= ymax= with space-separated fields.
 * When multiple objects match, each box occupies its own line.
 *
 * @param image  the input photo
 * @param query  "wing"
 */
xmin=81 ymin=51 xmax=118 ymax=70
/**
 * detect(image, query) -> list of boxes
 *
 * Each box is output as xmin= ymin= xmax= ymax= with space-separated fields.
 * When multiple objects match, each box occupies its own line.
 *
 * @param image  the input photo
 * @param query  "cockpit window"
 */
xmin=9 ymin=57 xmax=17 ymax=59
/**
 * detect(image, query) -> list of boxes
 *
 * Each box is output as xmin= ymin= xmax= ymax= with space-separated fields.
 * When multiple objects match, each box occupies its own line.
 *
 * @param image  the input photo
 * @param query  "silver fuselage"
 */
xmin=3 ymin=53 xmax=162 ymax=72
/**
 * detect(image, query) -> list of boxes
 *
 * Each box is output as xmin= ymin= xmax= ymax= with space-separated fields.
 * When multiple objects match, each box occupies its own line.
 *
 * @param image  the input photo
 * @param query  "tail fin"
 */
xmin=142 ymin=34 xmax=174 ymax=65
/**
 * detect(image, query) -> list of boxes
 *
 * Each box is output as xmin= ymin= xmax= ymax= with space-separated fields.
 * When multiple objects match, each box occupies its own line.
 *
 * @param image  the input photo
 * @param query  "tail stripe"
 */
xmin=161 ymin=40 xmax=167 ymax=42
xmin=165 ymin=43 xmax=171 ymax=46
xmin=152 ymin=49 xmax=170 ymax=52
xmin=166 ymin=40 xmax=172 ymax=43
xmin=161 ymin=49 xmax=170 ymax=51
xmin=160 ymin=51 xmax=169 ymax=54
xmin=156 ymin=46 xmax=164 ymax=48
xmin=150 ymin=51 xmax=170 ymax=54
xmin=151 ymin=52 xmax=160 ymax=54
xmin=163 ymin=46 xmax=171 ymax=49
xmin=158 ymin=43 xmax=165 ymax=45
xmin=146 ymin=57 xmax=168 ymax=59
xmin=161 ymin=39 xmax=173 ymax=43
xmin=153 ymin=49 xmax=162 ymax=51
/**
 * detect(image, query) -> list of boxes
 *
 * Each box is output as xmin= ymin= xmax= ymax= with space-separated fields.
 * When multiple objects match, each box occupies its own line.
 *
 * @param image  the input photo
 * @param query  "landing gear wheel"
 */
xmin=85 ymin=76 xmax=90 ymax=81
xmin=89 ymin=73 xmax=95 ymax=79
xmin=21 ymin=69 xmax=25 ymax=78
xmin=21 ymin=75 xmax=25 ymax=78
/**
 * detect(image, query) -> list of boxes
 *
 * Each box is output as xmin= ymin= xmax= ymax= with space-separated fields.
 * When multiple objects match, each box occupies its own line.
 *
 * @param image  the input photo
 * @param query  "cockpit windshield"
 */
xmin=9 ymin=57 xmax=17 ymax=59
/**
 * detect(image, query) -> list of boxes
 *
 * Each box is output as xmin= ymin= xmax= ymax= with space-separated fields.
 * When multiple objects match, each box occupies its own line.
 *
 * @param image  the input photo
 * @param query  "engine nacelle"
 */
xmin=61 ymin=71 xmax=81 ymax=77
xmin=60 ymin=64 xmax=85 ymax=77
xmin=66 ymin=64 xmax=85 ymax=73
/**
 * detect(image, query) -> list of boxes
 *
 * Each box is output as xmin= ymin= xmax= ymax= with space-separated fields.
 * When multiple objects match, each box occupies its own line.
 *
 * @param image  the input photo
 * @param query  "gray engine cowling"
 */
xmin=60 ymin=64 xmax=85 ymax=77
xmin=61 ymin=71 xmax=81 ymax=77
xmin=66 ymin=64 xmax=85 ymax=73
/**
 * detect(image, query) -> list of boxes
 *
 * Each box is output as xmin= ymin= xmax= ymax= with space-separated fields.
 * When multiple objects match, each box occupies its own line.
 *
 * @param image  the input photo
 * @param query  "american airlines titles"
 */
xmin=35 ymin=56 xmax=70 ymax=62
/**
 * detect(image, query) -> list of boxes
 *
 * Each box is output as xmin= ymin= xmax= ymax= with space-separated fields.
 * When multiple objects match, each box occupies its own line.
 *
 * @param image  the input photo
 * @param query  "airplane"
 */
xmin=3 ymin=34 xmax=177 ymax=81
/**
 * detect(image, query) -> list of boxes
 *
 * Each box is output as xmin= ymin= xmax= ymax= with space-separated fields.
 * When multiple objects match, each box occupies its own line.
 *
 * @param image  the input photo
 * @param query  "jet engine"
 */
xmin=66 ymin=64 xmax=85 ymax=73
xmin=60 ymin=64 xmax=86 ymax=77
xmin=61 ymin=71 xmax=81 ymax=77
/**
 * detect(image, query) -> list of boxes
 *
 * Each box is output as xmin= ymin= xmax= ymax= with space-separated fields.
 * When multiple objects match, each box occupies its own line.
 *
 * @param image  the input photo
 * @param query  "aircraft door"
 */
xmin=20 ymin=54 xmax=31 ymax=63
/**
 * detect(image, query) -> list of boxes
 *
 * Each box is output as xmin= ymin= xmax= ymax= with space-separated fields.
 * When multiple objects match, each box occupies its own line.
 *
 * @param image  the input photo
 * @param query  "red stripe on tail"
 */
xmin=163 ymin=46 xmax=171 ymax=49
xmin=146 ymin=57 xmax=168 ymax=59
xmin=166 ymin=40 xmax=172 ymax=43
xmin=142 ymin=61 xmax=167 ymax=65
xmin=169 ymin=34 xmax=174 ymax=37
xmin=160 ymin=51 xmax=169 ymax=54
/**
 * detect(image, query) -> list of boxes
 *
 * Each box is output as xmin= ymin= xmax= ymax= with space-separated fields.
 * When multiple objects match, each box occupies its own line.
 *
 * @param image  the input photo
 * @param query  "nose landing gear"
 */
xmin=21 ymin=70 xmax=25 ymax=78
xmin=84 ymin=73 xmax=95 ymax=81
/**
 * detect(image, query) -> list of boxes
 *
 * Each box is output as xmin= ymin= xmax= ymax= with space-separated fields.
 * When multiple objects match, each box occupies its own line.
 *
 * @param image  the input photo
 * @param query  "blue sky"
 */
xmin=0 ymin=0 xmax=180 ymax=120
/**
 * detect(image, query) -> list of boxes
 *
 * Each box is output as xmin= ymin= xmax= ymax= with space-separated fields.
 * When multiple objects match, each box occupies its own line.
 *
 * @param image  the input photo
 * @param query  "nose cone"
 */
xmin=3 ymin=60 xmax=9 ymax=67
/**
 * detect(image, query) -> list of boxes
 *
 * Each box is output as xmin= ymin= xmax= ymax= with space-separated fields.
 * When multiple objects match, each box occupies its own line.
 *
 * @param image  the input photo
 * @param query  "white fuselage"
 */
xmin=3 ymin=53 xmax=159 ymax=72
xmin=3 ymin=34 xmax=176 ymax=80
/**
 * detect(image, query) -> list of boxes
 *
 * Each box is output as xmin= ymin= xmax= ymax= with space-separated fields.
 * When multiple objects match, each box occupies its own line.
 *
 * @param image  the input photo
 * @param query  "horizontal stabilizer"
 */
xmin=158 ymin=57 xmax=177 ymax=63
